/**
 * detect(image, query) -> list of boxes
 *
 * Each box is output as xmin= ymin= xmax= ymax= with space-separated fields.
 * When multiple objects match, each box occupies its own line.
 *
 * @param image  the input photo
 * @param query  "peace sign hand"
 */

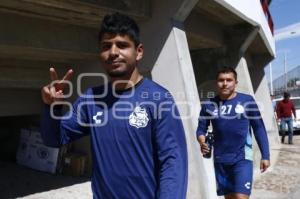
xmin=41 ymin=67 xmax=73 ymax=105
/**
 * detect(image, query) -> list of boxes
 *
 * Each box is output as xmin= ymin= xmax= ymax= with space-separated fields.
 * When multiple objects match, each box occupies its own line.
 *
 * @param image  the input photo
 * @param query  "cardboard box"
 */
xmin=16 ymin=129 xmax=59 ymax=174
xmin=62 ymin=153 xmax=87 ymax=176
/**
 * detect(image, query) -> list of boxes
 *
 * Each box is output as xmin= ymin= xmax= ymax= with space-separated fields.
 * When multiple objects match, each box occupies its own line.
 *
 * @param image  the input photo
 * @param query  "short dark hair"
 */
xmin=216 ymin=67 xmax=237 ymax=80
xmin=283 ymin=92 xmax=290 ymax=99
xmin=99 ymin=12 xmax=140 ymax=46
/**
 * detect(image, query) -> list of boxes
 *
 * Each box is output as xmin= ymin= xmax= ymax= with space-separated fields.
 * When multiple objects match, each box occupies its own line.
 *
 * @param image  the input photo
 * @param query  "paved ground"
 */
xmin=252 ymin=135 xmax=300 ymax=199
xmin=1 ymin=136 xmax=300 ymax=199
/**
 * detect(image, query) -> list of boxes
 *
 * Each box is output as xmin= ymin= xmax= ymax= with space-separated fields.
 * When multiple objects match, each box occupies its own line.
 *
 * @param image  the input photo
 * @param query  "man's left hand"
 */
xmin=260 ymin=159 xmax=270 ymax=173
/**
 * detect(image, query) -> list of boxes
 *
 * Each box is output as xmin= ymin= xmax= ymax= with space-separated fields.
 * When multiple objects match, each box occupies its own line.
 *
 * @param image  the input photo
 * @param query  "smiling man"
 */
xmin=40 ymin=13 xmax=187 ymax=199
xmin=196 ymin=67 xmax=270 ymax=199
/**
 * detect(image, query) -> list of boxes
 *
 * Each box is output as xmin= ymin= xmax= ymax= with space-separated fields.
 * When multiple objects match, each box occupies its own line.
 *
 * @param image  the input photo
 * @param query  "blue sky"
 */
xmin=265 ymin=0 xmax=300 ymax=81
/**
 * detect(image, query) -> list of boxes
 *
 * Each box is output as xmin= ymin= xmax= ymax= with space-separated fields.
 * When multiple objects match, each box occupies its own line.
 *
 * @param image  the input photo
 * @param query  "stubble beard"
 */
xmin=107 ymin=64 xmax=136 ymax=79
xmin=107 ymin=70 xmax=128 ymax=77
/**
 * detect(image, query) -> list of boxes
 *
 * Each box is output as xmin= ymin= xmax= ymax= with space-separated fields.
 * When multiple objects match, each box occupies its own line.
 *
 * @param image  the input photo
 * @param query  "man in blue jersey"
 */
xmin=41 ymin=13 xmax=187 ymax=199
xmin=196 ymin=67 xmax=270 ymax=199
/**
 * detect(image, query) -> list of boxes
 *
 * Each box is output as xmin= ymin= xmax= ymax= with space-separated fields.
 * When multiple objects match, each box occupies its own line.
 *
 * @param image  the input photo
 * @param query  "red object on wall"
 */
xmin=260 ymin=0 xmax=274 ymax=35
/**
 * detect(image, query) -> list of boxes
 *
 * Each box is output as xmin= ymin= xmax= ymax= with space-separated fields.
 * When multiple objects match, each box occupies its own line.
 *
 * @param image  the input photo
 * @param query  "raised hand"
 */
xmin=41 ymin=67 xmax=73 ymax=105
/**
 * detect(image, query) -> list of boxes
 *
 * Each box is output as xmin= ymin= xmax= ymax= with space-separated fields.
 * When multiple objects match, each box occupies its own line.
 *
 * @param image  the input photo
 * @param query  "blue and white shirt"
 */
xmin=41 ymin=78 xmax=188 ymax=199
xmin=196 ymin=92 xmax=270 ymax=163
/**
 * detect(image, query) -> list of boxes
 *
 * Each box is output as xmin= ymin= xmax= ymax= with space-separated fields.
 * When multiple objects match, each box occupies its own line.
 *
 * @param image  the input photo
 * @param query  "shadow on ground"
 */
xmin=0 ymin=161 xmax=90 ymax=199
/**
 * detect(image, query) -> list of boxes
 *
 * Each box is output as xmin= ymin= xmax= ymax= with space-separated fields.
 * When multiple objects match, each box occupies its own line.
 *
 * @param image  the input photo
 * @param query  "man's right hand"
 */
xmin=276 ymin=118 xmax=281 ymax=123
xmin=197 ymin=135 xmax=210 ymax=156
xmin=41 ymin=67 xmax=73 ymax=105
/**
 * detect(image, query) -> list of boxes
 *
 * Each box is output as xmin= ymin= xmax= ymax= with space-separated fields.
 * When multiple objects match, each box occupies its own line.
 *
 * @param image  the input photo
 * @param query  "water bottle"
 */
xmin=203 ymin=132 xmax=214 ymax=159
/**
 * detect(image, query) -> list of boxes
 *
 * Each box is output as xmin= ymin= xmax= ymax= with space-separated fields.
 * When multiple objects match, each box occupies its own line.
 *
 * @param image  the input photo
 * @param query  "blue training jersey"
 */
xmin=41 ymin=78 xmax=188 ymax=199
xmin=196 ymin=92 xmax=270 ymax=163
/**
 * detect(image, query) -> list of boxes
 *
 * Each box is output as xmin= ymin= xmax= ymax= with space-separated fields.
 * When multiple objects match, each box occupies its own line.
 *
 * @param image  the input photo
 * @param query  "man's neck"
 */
xmin=219 ymin=92 xmax=237 ymax=100
xmin=111 ymin=68 xmax=143 ymax=90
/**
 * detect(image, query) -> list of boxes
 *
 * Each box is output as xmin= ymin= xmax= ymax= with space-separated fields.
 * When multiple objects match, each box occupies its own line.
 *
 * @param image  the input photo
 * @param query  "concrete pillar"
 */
xmin=235 ymin=57 xmax=255 ymax=95
xmin=234 ymin=57 xmax=268 ymax=177
xmin=235 ymin=57 xmax=280 ymax=180
xmin=151 ymin=26 xmax=216 ymax=199
xmin=248 ymin=64 xmax=280 ymax=176
xmin=140 ymin=0 xmax=217 ymax=198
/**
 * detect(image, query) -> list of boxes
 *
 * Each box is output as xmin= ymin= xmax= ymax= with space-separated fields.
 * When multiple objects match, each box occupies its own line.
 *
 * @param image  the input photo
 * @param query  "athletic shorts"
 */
xmin=214 ymin=159 xmax=253 ymax=196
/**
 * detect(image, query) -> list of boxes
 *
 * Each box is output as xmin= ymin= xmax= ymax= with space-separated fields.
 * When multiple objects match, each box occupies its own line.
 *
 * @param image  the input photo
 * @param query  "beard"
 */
xmin=106 ymin=63 xmax=136 ymax=78
xmin=107 ymin=70 xmax=128 ymax=77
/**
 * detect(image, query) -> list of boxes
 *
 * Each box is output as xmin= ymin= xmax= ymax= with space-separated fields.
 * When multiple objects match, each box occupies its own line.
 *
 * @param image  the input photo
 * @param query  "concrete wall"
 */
xmin=149 ymin=26 xmax=216 ymax=199
xmin=234 ymin=57 xmax=265 ymax=175
xmin=229 ymin=55 xmax=280 ymax=179
xmin=247 ymin=56 xmax=280 ymax=176
xmin=0 ymin=12 xmax=99 ymax=116
xmin=139 ymin=1 xmax=215 ymax=198
xmin=0 ymin=10 xmax=102 ymax=171
xmin=216 ymin=0 xmax=275 ymax=57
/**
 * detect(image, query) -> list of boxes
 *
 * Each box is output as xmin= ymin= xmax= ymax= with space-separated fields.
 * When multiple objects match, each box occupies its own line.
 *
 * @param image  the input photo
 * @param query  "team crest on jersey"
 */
xmin=235 ymin=104 xmax=245 ymax=114
xmin=129 ymin=106 xmax=149 ymax=128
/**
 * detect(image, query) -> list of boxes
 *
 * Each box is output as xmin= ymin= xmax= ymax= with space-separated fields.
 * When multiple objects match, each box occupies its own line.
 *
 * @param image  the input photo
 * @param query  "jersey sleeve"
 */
xmin=40 ymin=95 xmax=89 ymax=147
xmin=153 ymin=97 xmax=187 ymax=199
xmin=247 ymin=96 xmax=270 ymax=160
xmin=196 ymin=102 xmax=210 ymax=138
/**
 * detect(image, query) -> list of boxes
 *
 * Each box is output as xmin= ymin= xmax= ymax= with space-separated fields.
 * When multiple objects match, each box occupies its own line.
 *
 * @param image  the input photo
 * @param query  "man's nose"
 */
xmin=109 ymin=45 xmax=119 ymax=56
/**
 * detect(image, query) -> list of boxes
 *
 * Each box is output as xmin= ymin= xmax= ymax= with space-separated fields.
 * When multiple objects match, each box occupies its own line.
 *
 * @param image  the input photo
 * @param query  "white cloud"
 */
xmin=275 ymin=22 xmax=300 ymax=41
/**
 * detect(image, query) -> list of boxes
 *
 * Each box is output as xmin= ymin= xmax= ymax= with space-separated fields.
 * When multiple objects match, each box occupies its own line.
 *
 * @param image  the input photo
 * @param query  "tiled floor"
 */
xmin=252 ymin=136 xmax=300 ymax=199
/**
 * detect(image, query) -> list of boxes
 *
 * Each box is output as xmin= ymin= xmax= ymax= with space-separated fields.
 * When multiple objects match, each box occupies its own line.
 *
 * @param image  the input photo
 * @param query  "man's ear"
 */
xmin=136 ymin=44 xmax=143 ymax=61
